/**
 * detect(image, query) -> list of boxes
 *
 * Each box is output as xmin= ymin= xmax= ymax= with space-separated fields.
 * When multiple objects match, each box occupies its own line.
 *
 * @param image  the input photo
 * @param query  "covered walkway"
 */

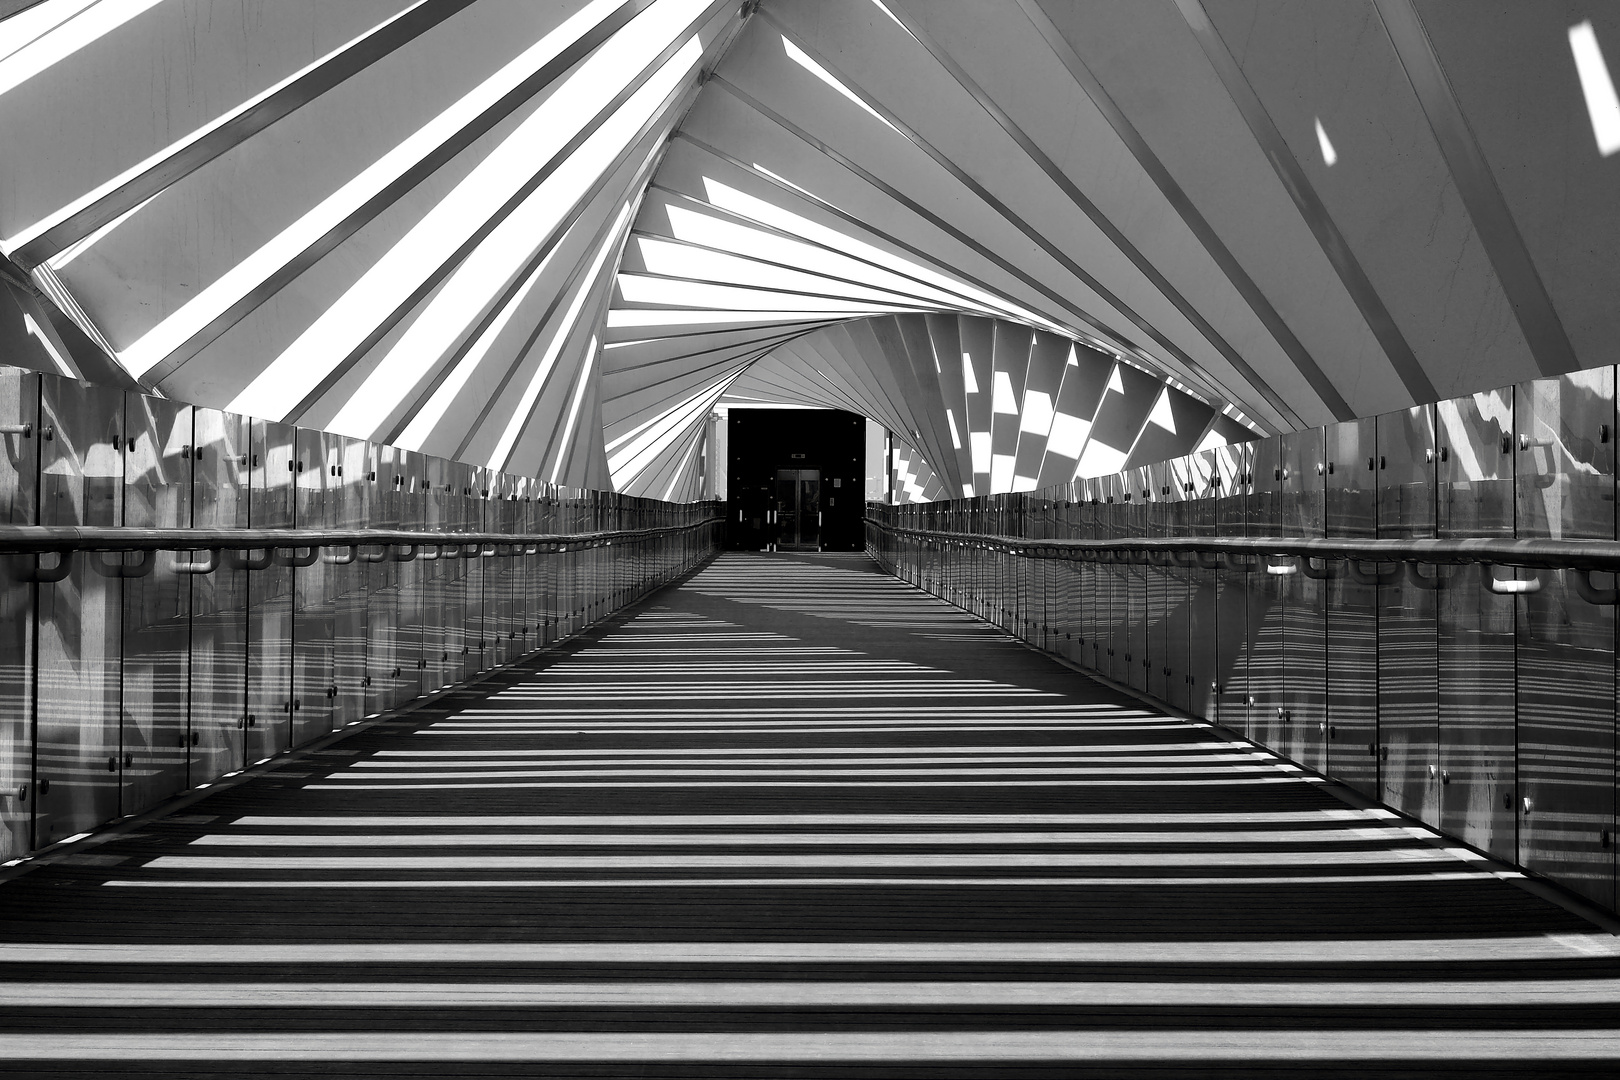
xmin=0 ymin=554 xmax=1616 ymax=1073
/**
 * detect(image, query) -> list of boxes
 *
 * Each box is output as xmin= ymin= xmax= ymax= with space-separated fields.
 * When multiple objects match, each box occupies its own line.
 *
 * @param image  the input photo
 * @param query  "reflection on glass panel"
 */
xmin=367 ymin=444 xmax=401 ymax=714
xmin=1437 ymin=389 xmax=1513 ymax=537
xmin=247 ymin=419 xmax=294 ymax=762
xmin=35 ymin=375 xmax=122 ymax=845
xmin=1324 ymin=417 xmax=1376 ymax=796
xmin=0 ymin=368 xmax=37 ymax=858
xmin=120 ymin=394 xmax=191 ymax=814
xmin=1248 ymin=438 xmax=1286 ymax=751
xmin=332 ymin=436 xmax=369 ymax=726
xmin=1213 ymin=445 xmax=1251 ymax=737
xmin=397 ymin=449 xmax=428 ymax=701
xmin=292 ymin=428 xmax=334 ymax=744
xmin=189 ymin=408 xmax=247 ymax=783
xmin=1515 ymin=368 xmax=1615 ymax=539
xmin=1435 ymin=389 xmax=1516 ymax=859
xmin=1515 ymin=369 xmax=1616 ymax=910
xmin=1325 ymin=418 xmax=1375 ymax=538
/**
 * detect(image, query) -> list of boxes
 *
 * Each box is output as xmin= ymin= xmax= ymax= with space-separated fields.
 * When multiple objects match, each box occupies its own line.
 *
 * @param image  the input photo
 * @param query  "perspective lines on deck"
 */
xmin=0 ymin=552 xmax=1614 ymax=1077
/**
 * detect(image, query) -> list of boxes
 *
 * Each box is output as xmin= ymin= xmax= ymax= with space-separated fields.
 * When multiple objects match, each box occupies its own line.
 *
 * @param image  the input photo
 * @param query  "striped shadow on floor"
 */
xmin=0 ymin=551 xmax=1614 ymax=1077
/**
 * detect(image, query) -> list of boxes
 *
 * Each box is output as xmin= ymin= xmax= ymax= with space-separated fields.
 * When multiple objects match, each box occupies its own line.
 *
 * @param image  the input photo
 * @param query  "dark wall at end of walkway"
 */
xmin=727 ymin=408 xmax=864 ymax=551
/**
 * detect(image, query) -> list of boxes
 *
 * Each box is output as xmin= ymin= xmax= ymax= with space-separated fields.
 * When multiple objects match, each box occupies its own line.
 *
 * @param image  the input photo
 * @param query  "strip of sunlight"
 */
xmin=23 ymin=314 xmax=76 ymax=377
xmin=394 ymin=241 xmax=565 ymax=450
xmin=1075 ymin=439 xmax=1127 ymax=478
xmin=1020 ymin=390 xmax=1053 ymax=436
xmin=1313 ymin=117 xmax=1337 ymax=166
xmin=0 ymin=0 xmax=97 ymax=63
xmin=868 ymin=0 xmax=913 ymax=38
xmin=607 ymin=308 xmax=845 ymax=329
xmin=328 ymin=29 xmax=702 ymax=440
xmin=1046 ymin=412 xmax=1089 ymax=461
xmin=1571 ymin=21 xmax=1620 ymax=156
xmin=612 ymin=377 xmax=736 ymax=487
xmin=635 ymin=237 xmax=941 ymax=308
xmin=1145 ymin=387 xmax=1176 ymax=433
xmin=969 ymin=431 xmax=990 ymax=476
xmin=661 ymin=423 xmax=709 ymax=500
xmin=8 ymin=3 xmax=438 ymax=256
xmin=945 ymin=409 xmax=961 ymax=450
xmin=47 ymin=192 xmax=157 ymax=269
xmin=781 ymin=34 xmax=899 ymax=133
xmin=990 ymin=453 xmax=1015 ymax=492
xmin=660 ymin=206 xmax=984 ymax=310
xmin=961 ymin=351 xmax=979 ymax=394
xmin=548 ymin=336 xmax=599 ymax=481
xmin=609 ymin=379 xmax=726 ymax=474
xmin=751 ymin=162 xmax=829 ymax=205
xmin=1103 ymin=363 xmax=1125 ymax=396
xmin=487 ymin=199 xmax=637 ymax=470
xmin=992 ymin=370 xmax=1019 ymax=415
xmin=0 ymin=0 xmax=163 ymax=100
xmin=961 ymin=482 xmax=975 ymax=496
xmin=121 ymin=0 xmax=640 ymax=381
xmin=699 ymin=179 xmax=1065 ymax=333
xmin=249 ymin=26 xmax=706 ymax=425
xmin=617 ymin=274 xmax=918 ymax=313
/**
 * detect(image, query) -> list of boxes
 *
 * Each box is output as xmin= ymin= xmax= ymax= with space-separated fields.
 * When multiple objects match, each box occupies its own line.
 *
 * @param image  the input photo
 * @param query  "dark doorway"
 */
xmin=775 ymin=468 xmax=821 ymax=550
xmin=727 ymin=409 xmax=864 ymax=551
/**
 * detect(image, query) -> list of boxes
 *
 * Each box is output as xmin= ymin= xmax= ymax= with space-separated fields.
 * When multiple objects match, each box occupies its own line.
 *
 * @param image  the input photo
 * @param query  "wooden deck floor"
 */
xmin=0 ymin=552 xmax=1616 ymax=1077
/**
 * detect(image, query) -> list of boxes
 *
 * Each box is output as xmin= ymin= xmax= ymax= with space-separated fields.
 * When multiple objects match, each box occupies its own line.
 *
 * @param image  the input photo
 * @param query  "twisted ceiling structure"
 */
xmin=0 ymin=0 xmax=1615 ymax=501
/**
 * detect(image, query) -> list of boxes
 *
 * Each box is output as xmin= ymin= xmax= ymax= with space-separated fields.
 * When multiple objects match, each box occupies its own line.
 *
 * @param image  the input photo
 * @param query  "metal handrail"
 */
xmin=0 ymin=518 xmax=721 ymax=582
xmin=0 ymin=518 xmax=720 ymax=554
xmin=864 ymin=517 xmax=1620 ymax=573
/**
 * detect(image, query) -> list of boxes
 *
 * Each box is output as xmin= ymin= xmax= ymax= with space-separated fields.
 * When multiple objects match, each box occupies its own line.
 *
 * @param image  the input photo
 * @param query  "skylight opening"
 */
xmin=699 ymin=178 xmax=1066 ymax=332
xmin=606 ymin=308 xmax=847 ymax=328
xmin=487 ymin=197 xmax=638 ymax=470
xmin=1020 ymin=390 xmax=1053 ymax=436
xmin=1196 ymin=428 xmax=1229 ymax=453
xmin=990 ymin=453 xmax=1015 ymax=493
xmin=617 ymin=274 xmax=914 ymax=313
xmin=969 ymin=431 xmax=991 ymax=476
xmin=663 ymin=204 xmax=990 ymax=312
xmin=961 ymin=351 xmax=979 ymax=394
xmin=235 ymin=17 xmax=706 ymax=421
xmin=992 ymin=370 xmax=1019 ymax=415
xmin=130 ymin=0 xmax=652 ymax=383
xmin=0 ymin=0 xmax=164 ymax=100
xmin=9 ymin=1 xmax=437 ymax=257
xmin=946 ymin=408 xmax=962 ymax=450
xmin=1314 ymin=117 xmax=1337 ymax=166
xmin=634 ymin=236 xmax=938 ymax=307
xmin=961 ymin=482 xmax=975 ymax=498
xmin=1046 ymin=412 xmax=1090 ymax=460
xmin=1076 ymin=440 xmax=1127 ymax=478
xmin=1570 ymin=20 xmax=1620 ymax=156
xmin=1146 ymin=388 xmax=1177 ymax=433
xmin=394 ymin=239 xmax=565 ymax=450
xmin=549 ymin=335 xmax=600 ymax=482
xmin=781 ymin=35 xmax=900 ymax=134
